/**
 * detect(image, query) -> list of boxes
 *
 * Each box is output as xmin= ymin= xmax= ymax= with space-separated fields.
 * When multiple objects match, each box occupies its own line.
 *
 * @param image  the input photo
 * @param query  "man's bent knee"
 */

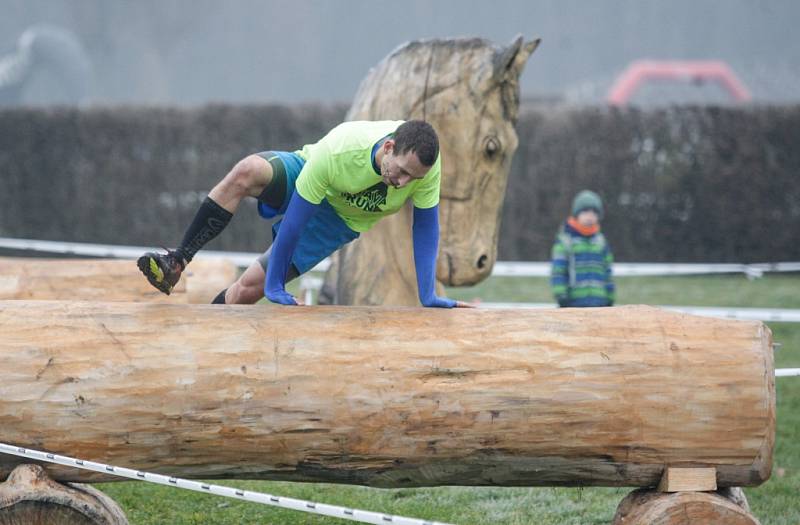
xmin=225 ymin=260 xmax=267 ymax=304
xmin=227 ymin=155 xmax=272 ymax=197
xmin=225 ymin=281 xmax=264 ymax=305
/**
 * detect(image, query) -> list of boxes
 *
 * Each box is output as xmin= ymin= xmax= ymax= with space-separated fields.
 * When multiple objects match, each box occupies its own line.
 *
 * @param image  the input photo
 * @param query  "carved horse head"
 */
xmin=347 ymin=35 xmax=539 ymax=286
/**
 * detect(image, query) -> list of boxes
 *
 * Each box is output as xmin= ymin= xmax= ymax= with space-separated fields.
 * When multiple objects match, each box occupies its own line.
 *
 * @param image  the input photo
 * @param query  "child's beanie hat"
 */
xmin=571 ymin=190 xmax=604 ymax=219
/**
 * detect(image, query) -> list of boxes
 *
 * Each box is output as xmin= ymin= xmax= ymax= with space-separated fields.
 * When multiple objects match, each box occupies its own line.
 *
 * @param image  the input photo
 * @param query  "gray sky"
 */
xmin=2 ymin=0 xmax=798 ymax=106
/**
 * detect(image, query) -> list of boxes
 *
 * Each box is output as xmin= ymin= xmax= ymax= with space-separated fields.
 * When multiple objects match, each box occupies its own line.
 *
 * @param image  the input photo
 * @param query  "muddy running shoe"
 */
xmin=137 ymin=249 xmax=185 ymax=295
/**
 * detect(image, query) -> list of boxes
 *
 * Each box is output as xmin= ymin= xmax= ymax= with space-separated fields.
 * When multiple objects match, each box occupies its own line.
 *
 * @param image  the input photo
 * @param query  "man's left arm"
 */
xmin=412 ymin=205 xmax=470 ymax=308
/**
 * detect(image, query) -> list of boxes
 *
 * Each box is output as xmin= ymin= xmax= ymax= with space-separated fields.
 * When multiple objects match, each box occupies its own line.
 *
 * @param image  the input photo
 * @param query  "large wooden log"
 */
xmin=0 ymin=257 xmax=237 ymax=303
xmin=0 ymin=302 xmax=774 ymax=488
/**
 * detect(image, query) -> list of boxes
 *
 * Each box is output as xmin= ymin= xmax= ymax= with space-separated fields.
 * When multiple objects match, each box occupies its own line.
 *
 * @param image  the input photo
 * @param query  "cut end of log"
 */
xmin=613 ymin=488 xmax=760 ymax=525
xmin=0 ymin=464 xmax=128 ymax=524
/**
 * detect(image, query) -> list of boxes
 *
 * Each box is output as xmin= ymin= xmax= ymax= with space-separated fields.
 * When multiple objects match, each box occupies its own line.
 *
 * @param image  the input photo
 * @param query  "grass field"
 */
xmin=96 ymin=274 xmax=800 ymax=524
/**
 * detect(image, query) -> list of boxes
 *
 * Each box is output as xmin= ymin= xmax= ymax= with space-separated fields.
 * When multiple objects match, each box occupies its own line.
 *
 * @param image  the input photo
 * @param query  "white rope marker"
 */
xmin=0 ymin=442 xmax=454 ymax=525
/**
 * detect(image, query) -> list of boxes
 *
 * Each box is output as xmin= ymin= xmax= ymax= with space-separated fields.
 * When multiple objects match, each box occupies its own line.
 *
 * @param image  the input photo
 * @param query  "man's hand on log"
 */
xmin=266 ymin=290 xmax=304 ymax=306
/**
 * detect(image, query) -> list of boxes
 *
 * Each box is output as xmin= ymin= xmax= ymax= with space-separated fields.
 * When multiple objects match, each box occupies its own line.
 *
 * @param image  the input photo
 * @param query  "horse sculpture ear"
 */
xmin=494 ymin=35 xmax=541 ymax=82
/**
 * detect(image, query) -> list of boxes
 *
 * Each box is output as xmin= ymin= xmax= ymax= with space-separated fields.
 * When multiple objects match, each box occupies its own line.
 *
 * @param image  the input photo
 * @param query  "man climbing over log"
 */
xmin=137 ymin=119 xmax=471 ymax=307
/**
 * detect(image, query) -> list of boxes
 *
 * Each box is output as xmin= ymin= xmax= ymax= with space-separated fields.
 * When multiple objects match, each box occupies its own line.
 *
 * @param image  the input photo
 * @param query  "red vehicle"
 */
xmin=607 ymin=60 xmax=751 ymax=105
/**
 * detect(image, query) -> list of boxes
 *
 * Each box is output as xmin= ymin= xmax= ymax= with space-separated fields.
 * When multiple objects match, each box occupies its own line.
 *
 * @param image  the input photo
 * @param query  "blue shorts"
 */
xmin=255 ymin=151 xmax=359 ymax=275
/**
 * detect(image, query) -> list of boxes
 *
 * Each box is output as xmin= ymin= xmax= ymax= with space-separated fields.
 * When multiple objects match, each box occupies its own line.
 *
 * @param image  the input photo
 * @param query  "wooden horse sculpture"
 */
xmin=320 ymin=35 xmax=540 ymax=305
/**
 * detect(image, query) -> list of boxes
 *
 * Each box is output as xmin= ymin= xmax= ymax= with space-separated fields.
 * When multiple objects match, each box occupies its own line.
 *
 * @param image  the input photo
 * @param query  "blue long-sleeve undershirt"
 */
xmin=264 ymin=192 xmax=318 ymax=305
xmin=265 ymin=195 xmax=455 ymax=308
xmin=413 ymin=205 xmax=456 ymax=308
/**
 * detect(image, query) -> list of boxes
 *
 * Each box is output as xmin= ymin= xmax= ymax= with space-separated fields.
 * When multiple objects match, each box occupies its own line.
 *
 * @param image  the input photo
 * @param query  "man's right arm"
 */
xmin=264 ymin=192 xmax=319 ymax=305
xmin=264 ymin=143 xmax=332 ymax=304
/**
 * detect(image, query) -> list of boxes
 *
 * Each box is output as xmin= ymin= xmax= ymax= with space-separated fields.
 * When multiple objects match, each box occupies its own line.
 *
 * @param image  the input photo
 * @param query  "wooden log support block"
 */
xmin=0 ymin=302 xmax=775 ymax=488
xmin=658 ymin=467 xmax=717 ymax=492
xmin=0 ymin=464 xmax=128 ymax=525
xmin=613 ymin=488 xmax=759 ymax=525
xmin=0 ymin=257 xmax=237 ymax=303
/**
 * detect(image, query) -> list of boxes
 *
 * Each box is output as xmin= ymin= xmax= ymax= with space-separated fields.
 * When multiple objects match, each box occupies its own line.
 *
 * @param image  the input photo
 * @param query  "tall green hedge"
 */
xmin=501 ymin=105 xmax=800 ymax=262
xmin=0 ymin=104 xmax=347 ymax=253
xmin=1 ymin=104 xmax=798 ymax=262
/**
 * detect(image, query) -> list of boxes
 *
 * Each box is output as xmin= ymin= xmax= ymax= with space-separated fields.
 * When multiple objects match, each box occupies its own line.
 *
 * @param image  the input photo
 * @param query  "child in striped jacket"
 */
xmin=550 ymin=190 xmax=615 ymax=307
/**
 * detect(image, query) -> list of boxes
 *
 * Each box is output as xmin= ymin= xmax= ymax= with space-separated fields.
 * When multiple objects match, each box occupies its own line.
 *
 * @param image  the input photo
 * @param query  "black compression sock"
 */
xmin=174 ymin=197 xmax=233 ymax=263
xmin=211 ymin=288 xmax=227 ymax=304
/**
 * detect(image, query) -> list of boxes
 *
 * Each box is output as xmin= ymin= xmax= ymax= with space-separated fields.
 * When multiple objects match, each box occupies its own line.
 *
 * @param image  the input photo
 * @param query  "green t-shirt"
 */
xmin=294 ymin=120 xmax=441 ymax=233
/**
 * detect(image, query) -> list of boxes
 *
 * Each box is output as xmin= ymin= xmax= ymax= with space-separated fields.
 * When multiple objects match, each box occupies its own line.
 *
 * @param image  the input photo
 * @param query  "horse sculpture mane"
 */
xmin=348 ymin=37 xmax=516 ymax=120
xmin=320 ymin=35 xmax=539 ymax=306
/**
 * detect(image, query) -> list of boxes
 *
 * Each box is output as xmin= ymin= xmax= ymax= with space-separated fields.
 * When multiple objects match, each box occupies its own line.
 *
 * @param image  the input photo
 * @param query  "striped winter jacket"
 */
xmin=550 ymin=220 xmax=615 ymax=307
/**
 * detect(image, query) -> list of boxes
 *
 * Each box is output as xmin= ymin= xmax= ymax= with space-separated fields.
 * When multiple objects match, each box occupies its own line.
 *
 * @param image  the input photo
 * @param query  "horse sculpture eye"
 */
xmin=484 ymin=136 xmax=501 ymax=159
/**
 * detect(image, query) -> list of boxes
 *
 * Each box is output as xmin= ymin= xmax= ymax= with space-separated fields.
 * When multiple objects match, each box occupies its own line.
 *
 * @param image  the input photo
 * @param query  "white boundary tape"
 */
xmin=476 ymin=302 xmax=800 ymax=323
xmin=0 ymin=237 xmax=268 ymax=270
xmin=662 ymin=305 xmax=800 ymax=323
xmin=0 ymin=442 xmax=453 ymax=525
xmin=468 ymin=261 xmax=800 ymax=278
xmin=776 ymin=368 xmax=800 ymax=377
xmin=3 ymin=237 xmax=800 ymax=277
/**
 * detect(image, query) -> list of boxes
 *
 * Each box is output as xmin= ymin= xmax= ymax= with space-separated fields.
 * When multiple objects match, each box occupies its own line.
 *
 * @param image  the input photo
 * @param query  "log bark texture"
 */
xmin=0 ymin=302 xmax=774 ymax=488
xmin=0 ymin=258 xmax=237 ymax=303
